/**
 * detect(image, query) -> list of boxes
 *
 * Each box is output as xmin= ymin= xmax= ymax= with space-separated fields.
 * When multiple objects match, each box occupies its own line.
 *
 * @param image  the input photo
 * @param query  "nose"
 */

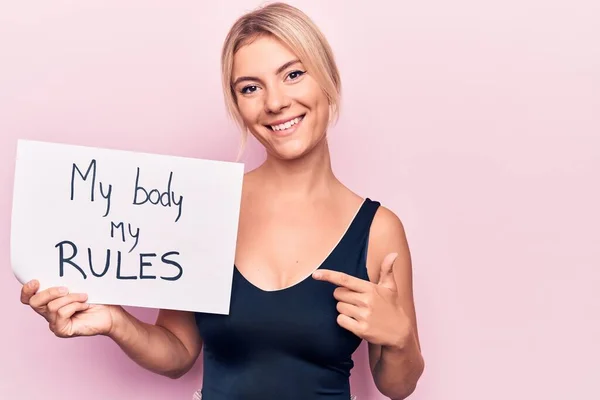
xmin=264 ymin=84 xmax=290 ymax=114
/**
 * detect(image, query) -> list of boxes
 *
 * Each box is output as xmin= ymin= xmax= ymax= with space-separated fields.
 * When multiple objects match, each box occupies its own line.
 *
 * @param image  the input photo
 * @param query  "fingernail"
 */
xmin=313 ymin=272 xmax=322 ymax=279
xmin=28 ymin=280 xmax=37 ymax=287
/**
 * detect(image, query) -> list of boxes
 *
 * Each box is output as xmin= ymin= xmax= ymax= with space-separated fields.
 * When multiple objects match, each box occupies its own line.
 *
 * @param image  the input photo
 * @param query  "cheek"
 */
xmin=311 ymin=94 xmax=330 ymax=129
xmin=295 ymin=83 xmax=320 ymax=105
xmin=236 ymin=97 xmax=262 ymax=124
xmin=295 ymin=86 xmax=329 ymax=122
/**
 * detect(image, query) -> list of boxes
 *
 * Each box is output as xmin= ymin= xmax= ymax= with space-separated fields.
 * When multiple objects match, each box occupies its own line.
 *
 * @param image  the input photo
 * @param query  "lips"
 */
xmin=265 ymin=114 xmax=305 ymax=132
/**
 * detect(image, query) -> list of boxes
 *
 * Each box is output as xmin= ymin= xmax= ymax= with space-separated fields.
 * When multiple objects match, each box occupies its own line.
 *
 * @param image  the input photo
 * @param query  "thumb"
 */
xmin=378 ymin=252 xmax=398 ymax=290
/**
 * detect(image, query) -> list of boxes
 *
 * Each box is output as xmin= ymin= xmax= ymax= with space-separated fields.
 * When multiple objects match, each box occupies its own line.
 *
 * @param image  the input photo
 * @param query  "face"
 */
xmin=231 ymin=35 xmax=331 ymax=160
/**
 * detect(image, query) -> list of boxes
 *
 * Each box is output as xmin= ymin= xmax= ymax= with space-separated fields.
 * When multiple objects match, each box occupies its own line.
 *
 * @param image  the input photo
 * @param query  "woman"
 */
xmin=20 ymin=3 xmax=424 ymax=399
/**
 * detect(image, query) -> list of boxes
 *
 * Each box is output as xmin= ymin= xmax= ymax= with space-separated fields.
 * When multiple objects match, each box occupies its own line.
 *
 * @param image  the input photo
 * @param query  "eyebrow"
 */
xmin=232 ymin=59 xmax=301 ymax=87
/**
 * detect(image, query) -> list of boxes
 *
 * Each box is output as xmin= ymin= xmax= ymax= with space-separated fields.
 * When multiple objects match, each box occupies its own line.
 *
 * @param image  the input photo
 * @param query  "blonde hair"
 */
xmin=221 ymin=2 xmax=342 ymax=160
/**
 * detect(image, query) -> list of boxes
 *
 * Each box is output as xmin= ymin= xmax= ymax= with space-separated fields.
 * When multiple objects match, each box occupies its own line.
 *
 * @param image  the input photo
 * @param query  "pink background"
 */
xmin=1 ymin=1 xmax=598 ymax=399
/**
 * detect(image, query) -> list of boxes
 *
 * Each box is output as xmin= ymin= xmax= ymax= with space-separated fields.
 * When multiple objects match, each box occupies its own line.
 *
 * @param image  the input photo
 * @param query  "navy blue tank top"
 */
xmin=194 ymin=198 xmax=380 ymax=399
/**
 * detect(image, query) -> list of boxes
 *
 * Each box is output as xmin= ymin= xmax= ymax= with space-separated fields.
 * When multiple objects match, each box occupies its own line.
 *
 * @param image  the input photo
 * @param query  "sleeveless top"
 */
xmin=194 ymin=198 xmax=381 ymax=399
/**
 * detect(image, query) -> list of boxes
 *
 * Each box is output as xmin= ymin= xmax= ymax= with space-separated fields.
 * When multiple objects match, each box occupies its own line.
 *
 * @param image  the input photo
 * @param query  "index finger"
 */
xmin=312 ymin=270 xmax=370 ymax=292
xmin=29 ymin=286 xmax=69 ymax=309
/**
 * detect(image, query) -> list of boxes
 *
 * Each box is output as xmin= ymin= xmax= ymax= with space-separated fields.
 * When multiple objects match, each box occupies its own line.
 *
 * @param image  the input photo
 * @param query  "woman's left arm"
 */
xmin=312 ymin=206 xmax=425 ymax=399
xmin=366 ymin=207 xmax=425 ymax=399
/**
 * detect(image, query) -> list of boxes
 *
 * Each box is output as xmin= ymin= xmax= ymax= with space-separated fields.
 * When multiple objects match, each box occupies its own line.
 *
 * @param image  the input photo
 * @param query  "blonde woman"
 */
xmin=20 ymin=3 xmax=424 ymax=399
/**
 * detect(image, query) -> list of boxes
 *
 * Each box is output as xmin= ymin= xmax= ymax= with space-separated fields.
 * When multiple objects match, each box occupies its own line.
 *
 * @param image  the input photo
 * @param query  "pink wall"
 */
xmin=1 ymin=1 xmax=598 ymax=399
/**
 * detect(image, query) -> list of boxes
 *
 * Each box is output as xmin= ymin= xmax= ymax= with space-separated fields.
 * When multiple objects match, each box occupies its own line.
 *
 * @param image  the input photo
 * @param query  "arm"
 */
xmin=367 ymin=206 xmax=425 ymax=399
xmin=20 ymin=281 xmax=202 ymax=379
xmin=108 ymin=307 xmax=203 ymax=379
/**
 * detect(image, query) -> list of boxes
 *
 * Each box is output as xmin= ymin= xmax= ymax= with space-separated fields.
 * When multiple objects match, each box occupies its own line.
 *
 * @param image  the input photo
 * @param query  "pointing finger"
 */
xmin=312 ymin=269 xmax=370 ymax=292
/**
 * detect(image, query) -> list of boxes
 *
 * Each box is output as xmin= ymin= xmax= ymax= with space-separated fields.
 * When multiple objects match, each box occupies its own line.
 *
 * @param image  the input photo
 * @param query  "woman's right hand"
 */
xmin=20 ymin=279 xmax=121 ymax=338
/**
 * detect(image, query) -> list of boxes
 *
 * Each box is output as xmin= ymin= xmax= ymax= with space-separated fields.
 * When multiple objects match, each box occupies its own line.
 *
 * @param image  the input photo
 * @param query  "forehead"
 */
xmin=232 ymin=35 xmax=299 ymax=78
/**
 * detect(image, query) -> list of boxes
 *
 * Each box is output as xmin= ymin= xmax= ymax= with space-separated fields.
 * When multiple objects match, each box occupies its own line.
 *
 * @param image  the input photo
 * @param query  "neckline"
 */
xmin=234 ymin=198 xmax=369 ymax=293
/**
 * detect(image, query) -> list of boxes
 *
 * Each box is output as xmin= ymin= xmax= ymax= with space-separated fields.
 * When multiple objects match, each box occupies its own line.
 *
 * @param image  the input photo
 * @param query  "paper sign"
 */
xmin=10 ymin=140 xmax=244 ymax=314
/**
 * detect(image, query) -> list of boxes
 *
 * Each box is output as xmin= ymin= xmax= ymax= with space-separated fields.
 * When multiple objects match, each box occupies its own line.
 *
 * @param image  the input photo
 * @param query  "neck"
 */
xmin=258 ymin=138 xmax=337 ymax=200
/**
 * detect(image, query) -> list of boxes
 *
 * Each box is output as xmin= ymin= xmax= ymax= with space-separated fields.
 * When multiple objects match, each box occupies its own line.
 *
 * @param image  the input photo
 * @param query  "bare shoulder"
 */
xmin=371 ymin=205 xmax=407 ymax=242
xmin=366 ymin=204 xmax=411 ymax=283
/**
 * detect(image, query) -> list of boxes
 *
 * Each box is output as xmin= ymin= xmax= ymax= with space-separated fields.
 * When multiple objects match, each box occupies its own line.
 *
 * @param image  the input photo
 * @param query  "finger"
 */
xmin=52 ymin=302 xmax=90 ymax=337
xmin=56 ymin=301 xmax=90 ymax=323
xmin=378 ymin=252 xmax=399 ymax=290
xmin=20 ymin=280 xmax=39 ymax=305
xmin=29 ymin=286 xmax=69 ymax=311
xmin=312 ymin=270 xmax=370 ymax=292
xmin=336 ymin=313 xmax=362 ymax=336
xmin=336 ymin=301 xmax=363 ymax=321
xmin=47 ymin=293 xmax=89 ymax=323
xmin=333 ymin=287 xmax=366 ymax=306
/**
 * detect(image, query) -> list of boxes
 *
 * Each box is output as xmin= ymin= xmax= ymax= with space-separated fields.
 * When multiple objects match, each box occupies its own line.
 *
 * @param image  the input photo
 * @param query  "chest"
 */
xmin=195 ymin=274 xmax=363 ymax=363
xmin=234 ymin=202 xmax=353 ymax=291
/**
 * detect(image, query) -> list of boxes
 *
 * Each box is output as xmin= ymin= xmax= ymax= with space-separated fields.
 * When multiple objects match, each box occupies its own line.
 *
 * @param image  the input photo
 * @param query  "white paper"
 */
xmin=10 ymin=139 xmax=244 ymax=315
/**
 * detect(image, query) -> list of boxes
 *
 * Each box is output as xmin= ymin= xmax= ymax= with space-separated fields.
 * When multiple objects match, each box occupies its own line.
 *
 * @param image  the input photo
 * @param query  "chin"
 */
xmin=268 ymin=140 xmax=312 ymax=161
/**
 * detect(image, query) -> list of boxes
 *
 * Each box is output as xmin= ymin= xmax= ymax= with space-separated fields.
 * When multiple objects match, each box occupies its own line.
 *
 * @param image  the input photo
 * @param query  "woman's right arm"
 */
xmin=109 ymin=307 xmax=203 ymax=379
xmin=20 ymin=280 xmax=203 ymax=379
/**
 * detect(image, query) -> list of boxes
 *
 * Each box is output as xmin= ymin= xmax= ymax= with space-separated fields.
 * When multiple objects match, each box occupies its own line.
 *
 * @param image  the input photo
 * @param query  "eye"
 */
xmin=286 ymin=70 xmax=306 ymax=81
xmin=240 ymin=85 xmax=259 ymax=94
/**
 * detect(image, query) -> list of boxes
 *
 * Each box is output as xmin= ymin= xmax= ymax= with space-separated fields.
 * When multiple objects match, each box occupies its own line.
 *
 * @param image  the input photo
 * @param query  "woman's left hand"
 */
xmin=312 ymin=252 xmax=411 ymax=349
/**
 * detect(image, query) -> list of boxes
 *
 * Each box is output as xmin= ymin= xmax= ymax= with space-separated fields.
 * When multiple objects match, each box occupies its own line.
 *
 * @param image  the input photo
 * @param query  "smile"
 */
xmin=267 ymin=115 xmax=305 ymax=132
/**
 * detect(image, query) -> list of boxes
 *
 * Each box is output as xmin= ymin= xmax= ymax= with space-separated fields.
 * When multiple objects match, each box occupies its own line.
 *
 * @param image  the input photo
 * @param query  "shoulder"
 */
xmin=366 ymin=203 xmax=411 ymax=283
xmin=370 ymin=203 xmax=409 ymax=255
xmin=371 ymin=203 xmax=406 ymax=240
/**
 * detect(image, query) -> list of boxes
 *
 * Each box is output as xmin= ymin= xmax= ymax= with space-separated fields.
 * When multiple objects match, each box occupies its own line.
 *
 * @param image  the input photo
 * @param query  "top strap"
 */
xmin=346 ymin=198 xmax=380 ymax=244
xmin=324 ymin=198 xmax=381 ymax=279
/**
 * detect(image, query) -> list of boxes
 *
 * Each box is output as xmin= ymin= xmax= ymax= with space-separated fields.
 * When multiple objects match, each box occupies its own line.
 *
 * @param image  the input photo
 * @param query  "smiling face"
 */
xmin=231 ymin=35 xmax=331 ymax=160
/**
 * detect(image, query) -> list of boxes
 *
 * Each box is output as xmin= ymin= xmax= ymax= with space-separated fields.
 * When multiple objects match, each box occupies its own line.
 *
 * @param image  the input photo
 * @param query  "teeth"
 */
xmin=271 ymin=116 xmax=302 ymax=131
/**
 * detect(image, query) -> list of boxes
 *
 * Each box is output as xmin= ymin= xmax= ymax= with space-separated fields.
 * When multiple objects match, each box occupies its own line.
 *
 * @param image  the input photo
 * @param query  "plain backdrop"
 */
xmin=1 ymin=1 xmax=598 ymax=399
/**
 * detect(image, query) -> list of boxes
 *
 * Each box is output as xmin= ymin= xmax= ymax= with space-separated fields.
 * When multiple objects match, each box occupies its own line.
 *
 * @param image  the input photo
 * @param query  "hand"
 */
xmin=20 ymin=279 xmax=120 ymax=338
xmin=312 ymin=253 xmax=411 ymax=349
